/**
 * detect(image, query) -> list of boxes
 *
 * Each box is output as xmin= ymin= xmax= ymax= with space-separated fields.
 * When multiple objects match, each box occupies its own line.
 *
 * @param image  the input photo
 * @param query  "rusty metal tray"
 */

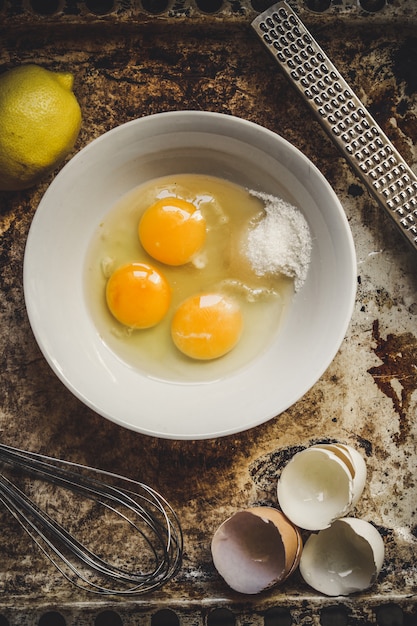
xmin=0 ymin=1 xmax=416 ymax=624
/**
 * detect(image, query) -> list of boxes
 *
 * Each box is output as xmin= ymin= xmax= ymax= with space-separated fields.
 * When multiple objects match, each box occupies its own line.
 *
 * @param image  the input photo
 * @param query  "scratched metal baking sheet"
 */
xmin=0 ymin=1 xmax=416 ymax=624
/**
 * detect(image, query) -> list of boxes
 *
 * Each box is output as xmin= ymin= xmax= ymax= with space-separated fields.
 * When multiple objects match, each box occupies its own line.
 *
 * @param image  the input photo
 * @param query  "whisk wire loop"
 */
xmin=0 ymin=443 xmax=183 ymax=595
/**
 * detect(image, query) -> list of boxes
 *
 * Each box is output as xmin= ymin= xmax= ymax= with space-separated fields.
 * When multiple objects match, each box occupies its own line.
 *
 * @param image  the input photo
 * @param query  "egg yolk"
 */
xmin=138 ymin=197 xmax=206 ymax=266
xmin=106 ymin=262 xmax=171 ymax=329
xmin=171 ymin=293 xmax=243 ymax=360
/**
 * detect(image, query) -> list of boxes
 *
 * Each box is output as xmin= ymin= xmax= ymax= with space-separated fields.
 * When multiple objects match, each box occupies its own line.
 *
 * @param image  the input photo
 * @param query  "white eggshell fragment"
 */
xmin=299 ymin=517 xmax=385 ymax=596
xmin=211 ymin=507 xmax=302 ymax=594
xmin=277 ymin=444 xmax=367 ymax=530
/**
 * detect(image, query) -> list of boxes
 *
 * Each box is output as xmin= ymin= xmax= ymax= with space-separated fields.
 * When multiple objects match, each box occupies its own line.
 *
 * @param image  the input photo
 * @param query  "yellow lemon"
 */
xmin=0 ymin=64 xmax=82 ymax=191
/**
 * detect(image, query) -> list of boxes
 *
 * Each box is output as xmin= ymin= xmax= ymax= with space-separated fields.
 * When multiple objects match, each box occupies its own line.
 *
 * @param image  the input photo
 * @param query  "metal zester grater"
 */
xmin=252 ymin=1 xmax=417 ymax=252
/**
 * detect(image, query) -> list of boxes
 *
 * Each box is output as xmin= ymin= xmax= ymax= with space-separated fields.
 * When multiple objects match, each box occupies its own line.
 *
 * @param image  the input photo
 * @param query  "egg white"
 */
xmin=84 ymin=174 xmax=293 ymax=383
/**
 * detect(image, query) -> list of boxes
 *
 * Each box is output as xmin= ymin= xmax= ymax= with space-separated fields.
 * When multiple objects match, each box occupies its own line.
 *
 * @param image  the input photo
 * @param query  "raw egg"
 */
xmin=85 ymin=174 xmax=291 ymax=382
xmin=171 ymin=292 xmax=244 ymax=360
xmin=106 ymin=262 xmax=171 ymax=329
xmin=138 ymin=197 xmax=206 ymax=266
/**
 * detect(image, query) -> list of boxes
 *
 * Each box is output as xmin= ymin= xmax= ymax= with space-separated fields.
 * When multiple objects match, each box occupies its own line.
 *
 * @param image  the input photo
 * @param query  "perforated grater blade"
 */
xmin=252 ymin=1 xmax=417 ymax=252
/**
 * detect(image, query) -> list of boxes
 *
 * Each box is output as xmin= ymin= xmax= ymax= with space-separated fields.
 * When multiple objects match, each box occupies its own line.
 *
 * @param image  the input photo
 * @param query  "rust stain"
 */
xmin=368 ymin=319 xmax=417 ymax=444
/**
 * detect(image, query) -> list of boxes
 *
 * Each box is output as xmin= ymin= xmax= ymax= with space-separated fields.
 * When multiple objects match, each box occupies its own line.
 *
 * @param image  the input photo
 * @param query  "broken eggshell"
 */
xmin=277 ymin=443 xmax=367 ymax=530
xmin=211 ymin=506 xmax=302 ymax=594
xmin=299 ymin=517 xmax=385 ymax=596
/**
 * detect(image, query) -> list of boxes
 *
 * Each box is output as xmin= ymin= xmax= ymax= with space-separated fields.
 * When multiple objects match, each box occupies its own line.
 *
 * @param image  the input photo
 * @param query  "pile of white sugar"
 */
xmin=245 ymin=191 xmax=312 ymax=292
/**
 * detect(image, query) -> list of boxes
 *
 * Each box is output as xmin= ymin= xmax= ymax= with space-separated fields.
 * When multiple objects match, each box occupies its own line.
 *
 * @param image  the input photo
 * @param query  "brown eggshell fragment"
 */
xmin=247 ymin=507 xmax=303 ymax=576
xmin=211 ymin=506 xmax=302 ymax=594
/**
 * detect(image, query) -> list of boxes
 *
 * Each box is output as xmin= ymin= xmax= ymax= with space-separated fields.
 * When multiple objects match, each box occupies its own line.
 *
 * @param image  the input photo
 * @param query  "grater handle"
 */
xmin=251 ymin=1 xmax=417 ymax=252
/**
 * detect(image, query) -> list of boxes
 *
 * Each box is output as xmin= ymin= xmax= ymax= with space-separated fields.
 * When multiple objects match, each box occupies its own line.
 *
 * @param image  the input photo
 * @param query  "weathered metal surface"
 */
xmin=0 ymin=1 xmax=416 ymax=624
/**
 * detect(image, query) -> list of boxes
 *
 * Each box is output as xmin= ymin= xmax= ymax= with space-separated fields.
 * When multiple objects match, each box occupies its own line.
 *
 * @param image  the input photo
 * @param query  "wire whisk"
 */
xmin=0 ymin=443 xmax=183 ymax=595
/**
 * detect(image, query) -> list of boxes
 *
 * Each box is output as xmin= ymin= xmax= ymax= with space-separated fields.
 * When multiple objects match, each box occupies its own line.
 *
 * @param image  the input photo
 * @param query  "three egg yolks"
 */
xmin=138 ymin=197 xmax=206 ymax=266
xmin=105 ymin=196 xmax=244 ymax=360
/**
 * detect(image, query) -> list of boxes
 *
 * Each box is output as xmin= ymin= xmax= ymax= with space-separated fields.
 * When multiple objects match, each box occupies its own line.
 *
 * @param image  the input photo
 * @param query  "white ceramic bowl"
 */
xmin=23 ymin=111 xmax=356 ymax=440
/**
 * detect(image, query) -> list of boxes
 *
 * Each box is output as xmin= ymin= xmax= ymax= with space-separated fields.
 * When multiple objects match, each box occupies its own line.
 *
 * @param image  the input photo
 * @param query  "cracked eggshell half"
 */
xmin=277 ymin=443 xmax=367 ymax=530
xmin=211 ymin=506 xmax=302 ymax=594
xmin=299 ymin=517 xmax=385 ymax=596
